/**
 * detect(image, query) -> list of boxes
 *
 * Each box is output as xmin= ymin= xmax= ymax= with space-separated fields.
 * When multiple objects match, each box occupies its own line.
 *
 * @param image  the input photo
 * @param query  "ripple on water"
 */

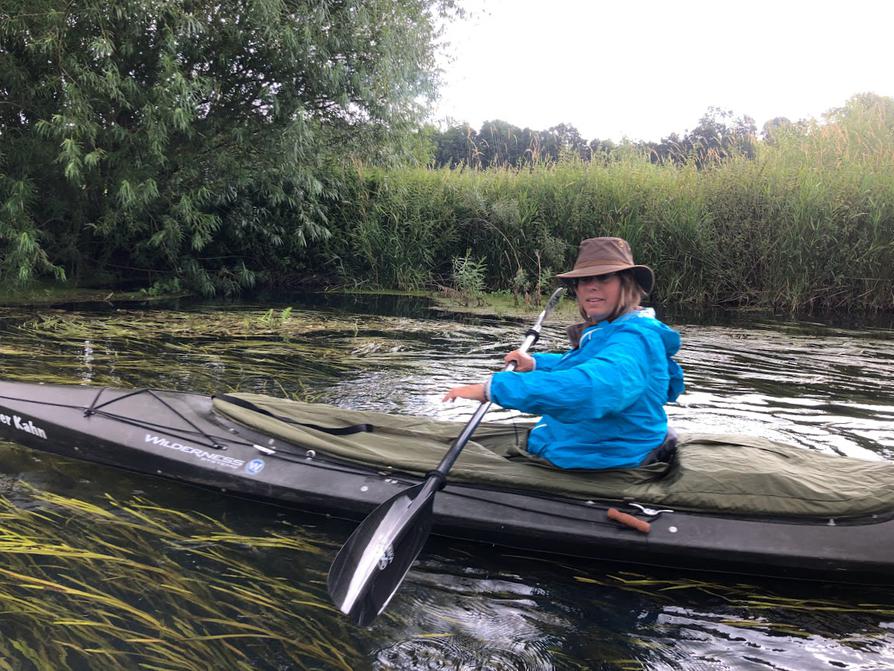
xmin=640 ymin=605 xmax=894 ymax=671
xmin=372 ymin=558 xmax=568 ymax=671
xmin=366 ymin=543 xmax=894 ymax=671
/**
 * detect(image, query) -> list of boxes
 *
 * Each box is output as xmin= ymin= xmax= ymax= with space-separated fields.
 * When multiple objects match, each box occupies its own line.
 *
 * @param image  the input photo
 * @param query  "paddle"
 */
xmin=327 ymin=287 xmax=565 ymax=626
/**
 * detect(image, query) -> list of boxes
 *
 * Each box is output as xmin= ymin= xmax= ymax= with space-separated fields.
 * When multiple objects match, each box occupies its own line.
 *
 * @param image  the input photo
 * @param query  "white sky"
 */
xmin=433 ymin=0 xmax=894 ymax=142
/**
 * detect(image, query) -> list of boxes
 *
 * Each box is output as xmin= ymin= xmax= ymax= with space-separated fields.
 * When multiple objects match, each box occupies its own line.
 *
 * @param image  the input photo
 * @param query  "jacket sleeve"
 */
xmin=490 ymin=329 xmax=654 ymax=422
xmin=531 ymin=352 xmax=563 ymax=372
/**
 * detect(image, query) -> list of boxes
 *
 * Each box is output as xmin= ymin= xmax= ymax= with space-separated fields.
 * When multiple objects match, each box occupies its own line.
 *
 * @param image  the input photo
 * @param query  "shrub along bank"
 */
xmin=322 ymin=102 xmax=894 ymax=314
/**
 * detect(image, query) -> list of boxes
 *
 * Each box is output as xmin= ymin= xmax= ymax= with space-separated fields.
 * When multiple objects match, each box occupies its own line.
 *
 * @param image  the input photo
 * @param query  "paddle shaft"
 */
xmin=431 ymin=336 xmax=530 ymax=478
xmin=415 ymin=290 xmax=562 ymax=501
xmin=327 ymin=288 xmax=564 ymax=624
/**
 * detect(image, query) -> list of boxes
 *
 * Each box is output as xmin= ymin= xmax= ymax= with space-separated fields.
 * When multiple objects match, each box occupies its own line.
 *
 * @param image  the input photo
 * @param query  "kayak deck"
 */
xmin=0 ymin=380 xmax=892 ymax=584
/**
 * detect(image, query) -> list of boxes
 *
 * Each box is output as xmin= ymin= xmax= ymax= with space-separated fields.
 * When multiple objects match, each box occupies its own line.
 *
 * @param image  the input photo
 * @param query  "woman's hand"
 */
xmin=442 ymin=383 xmax=486 ymax=403
xmin=504 ymin=349 xmax=535 ymax=372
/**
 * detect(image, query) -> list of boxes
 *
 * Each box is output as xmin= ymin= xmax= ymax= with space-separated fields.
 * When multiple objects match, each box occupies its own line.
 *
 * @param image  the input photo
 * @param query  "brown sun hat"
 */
xmin=556 ymin=237 xmax=654 ymax=293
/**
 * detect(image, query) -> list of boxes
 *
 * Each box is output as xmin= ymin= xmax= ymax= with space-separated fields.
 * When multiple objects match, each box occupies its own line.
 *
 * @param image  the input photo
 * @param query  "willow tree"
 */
xmin=0 ymin=0 xmax=452 ymax=292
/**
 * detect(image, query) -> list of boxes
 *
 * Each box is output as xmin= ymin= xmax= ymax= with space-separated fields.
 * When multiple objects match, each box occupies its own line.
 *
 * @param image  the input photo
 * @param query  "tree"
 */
xmin=647 ymin=107 xmax=757 ymax=166
xmin=761 ymin=116 xmax=793 ymax=143
xmin=587 ymin=137 xmax=617 ymax=161
xmin=428 ymin=121 xmax=594 ymax=167
xmin=543 ymin=123 xmax=588 ymax=161
xmin=477 ymin=119 xmax=528 ymax=167
xmin=432 ymin=123 xmax=481 ymax=167
xmin=0 ymin=0 xmax=454 ymax=291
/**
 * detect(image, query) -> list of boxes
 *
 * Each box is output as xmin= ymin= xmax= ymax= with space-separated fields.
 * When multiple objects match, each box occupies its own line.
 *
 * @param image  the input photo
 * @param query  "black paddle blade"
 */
xmin=327 ymin=286 xmax=564 ymax=625
xmin=327 ymin=484 xmax=435 ymax=626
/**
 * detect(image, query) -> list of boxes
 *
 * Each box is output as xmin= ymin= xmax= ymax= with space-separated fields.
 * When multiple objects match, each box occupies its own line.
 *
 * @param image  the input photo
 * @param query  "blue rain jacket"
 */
xmin=488 ymin=308 xmax=685 ymax=469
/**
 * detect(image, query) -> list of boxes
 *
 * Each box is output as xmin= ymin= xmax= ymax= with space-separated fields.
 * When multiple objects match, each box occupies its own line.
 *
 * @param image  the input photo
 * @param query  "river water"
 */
xmin=0 ymin=294 xmax=891 ymax=670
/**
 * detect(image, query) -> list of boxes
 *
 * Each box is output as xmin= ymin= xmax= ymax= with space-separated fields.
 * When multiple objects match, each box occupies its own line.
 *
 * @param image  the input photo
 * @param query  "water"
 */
xmin=0 ymin=295 xmax=891 ymax=670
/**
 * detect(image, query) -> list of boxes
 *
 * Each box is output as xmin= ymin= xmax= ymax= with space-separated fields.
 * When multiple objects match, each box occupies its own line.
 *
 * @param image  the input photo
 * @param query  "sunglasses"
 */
xmin=576 ymin=272 xmax=619 ymax=286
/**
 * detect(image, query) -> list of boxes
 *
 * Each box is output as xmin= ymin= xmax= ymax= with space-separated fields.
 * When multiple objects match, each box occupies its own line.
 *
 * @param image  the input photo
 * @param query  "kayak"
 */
xmin=0 ymin=379 xmax=892 ymax=584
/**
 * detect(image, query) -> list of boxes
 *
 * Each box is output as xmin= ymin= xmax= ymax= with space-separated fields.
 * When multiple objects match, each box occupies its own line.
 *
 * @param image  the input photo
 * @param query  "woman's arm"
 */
xmin=442 ymin=383 xmax=487 ymax=403
xmin=490 ymin=330 xmax=656 ymax=422
xmin=531 ymin=352 xmax=563 ymax=372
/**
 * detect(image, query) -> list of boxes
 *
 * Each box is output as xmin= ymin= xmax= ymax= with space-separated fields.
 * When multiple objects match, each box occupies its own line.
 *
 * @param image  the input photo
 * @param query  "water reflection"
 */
xmin=672 ymin=323 xmax=894 ymax=459
xmin=374 ymin=563 xmax=566 ymax=671
xmin=367 ymin=542 xmax=894 ymax=671
xmin=0 ymin=295 xmax=891 ymax=669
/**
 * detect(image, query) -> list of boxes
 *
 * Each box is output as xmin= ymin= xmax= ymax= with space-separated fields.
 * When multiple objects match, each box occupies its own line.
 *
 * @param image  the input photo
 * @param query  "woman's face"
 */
xmin=576 ymin=272 xmax=622 ymax=322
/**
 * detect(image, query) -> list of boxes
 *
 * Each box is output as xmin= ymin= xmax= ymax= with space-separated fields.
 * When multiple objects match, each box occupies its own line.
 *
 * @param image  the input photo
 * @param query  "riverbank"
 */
xmin=5 ymin=282 xmax=892 ymax=329
xmin=6 ymin=96 xmax=893 ymax=316
xmin=0 ymin=285 xmax=187 ymax=307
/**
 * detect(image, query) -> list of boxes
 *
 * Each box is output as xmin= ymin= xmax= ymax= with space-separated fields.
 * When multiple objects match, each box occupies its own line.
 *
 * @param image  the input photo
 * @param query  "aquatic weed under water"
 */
xmin=0 ymin=482 xmax=357 ymax=670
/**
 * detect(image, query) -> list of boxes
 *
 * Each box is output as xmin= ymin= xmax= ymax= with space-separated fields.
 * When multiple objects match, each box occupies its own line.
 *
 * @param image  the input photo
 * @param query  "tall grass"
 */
xmin=322 ymin=97 xmax=894 ymax=314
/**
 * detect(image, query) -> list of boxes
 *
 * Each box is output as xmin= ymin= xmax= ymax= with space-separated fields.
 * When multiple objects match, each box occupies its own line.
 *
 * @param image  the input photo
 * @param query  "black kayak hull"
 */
xmin=0 ymin=380 xmax=891 ymax=584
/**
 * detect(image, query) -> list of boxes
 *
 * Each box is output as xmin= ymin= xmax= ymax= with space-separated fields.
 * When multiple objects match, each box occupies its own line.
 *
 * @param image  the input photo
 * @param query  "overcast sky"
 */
xmin=433 ymin=0 xmax=893 ymax=142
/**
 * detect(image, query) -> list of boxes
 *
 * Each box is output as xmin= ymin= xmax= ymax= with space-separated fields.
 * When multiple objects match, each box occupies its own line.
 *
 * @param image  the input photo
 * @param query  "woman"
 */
xmin=443 ymin=236 xmax=684 ymax=470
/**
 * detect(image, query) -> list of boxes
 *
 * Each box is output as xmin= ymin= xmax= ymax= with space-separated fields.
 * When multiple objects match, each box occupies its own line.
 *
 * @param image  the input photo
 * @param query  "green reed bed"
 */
xmin=2 ymin=308 xmax=418 ymax=398
xmin=0 ymin=305 xmax=484 ymax=398
xmin=2 ymin=309 xmax=360 ymax=395
xmin=15 ymin=307 xmax=457 ymax=350
xmin=325 ymin=100 xmax=894 ymax=314
xmin=0 ymin=483 xmax=357 ymax=670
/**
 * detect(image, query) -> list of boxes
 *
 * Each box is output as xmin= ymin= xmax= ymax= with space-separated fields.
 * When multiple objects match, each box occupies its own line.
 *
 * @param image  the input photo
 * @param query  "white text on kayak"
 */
xmin=0 ymin=413 xmax=48 ymax=440
xmin=144 ymin=434 xmax=245 ymax=469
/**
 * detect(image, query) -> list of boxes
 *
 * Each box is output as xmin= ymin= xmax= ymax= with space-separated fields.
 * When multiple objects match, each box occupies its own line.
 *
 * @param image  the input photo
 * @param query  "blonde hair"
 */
xmin=610 ymin=270 xmax=646 ymax=320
